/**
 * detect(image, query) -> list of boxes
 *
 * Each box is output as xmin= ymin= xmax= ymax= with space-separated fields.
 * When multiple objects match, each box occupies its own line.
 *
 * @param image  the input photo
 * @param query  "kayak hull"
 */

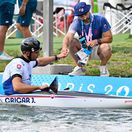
xmin=0 ymin=91 xmax=132 ymax=109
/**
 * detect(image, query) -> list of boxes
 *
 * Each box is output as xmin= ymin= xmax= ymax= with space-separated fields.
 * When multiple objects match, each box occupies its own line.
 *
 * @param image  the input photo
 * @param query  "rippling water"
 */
xmin=0 ymin=104 xmax=132 ymax=132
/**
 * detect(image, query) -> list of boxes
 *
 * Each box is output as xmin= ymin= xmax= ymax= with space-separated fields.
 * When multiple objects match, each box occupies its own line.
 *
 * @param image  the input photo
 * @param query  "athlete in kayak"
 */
xmin=2 ymin=37 xmax=67 ymax=95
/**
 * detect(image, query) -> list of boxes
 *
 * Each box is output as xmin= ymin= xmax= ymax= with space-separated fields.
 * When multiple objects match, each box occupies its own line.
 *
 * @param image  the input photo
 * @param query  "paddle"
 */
xmin=41 ymin=77 xmax=58 ymax=94
xmin=48 ymin=77 xmax=58 ymax=94
xmin=64 ymin=87 xmax=70 ymax=90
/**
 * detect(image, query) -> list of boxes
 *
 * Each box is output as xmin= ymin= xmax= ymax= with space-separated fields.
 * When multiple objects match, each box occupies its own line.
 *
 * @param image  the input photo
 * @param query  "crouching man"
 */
xmin=61 ymin=2 xmax=112 ymax=76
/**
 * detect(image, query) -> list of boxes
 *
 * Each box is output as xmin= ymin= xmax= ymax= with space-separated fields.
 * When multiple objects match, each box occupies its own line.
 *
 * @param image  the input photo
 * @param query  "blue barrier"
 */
xmin=0 ymin=74 xmax=132 ymax=97
xmin=32 ymin=74 xmax=132 ymax=97
xmin=0 ymin=74 xmax=4 ymax=94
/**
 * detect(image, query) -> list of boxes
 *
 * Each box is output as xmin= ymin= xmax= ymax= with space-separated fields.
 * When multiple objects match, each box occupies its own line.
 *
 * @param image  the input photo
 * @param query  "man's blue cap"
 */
xmin=74 ymin=2 xmax=91 ymax=16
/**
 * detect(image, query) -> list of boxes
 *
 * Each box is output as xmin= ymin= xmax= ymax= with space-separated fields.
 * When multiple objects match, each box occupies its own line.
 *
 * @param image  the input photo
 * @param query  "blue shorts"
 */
xmin=17 ymin=4 xmax=37 ymax=26
xmin=0 ymin=3 xmax=15 ymax=26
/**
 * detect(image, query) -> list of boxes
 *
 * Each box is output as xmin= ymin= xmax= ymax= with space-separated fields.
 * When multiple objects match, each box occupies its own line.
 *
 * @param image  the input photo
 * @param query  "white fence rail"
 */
xmin=6 ymin=13 xmax=66 ymax=39
xmin=103 ymin=3 xmax=132 ymax=35
xmin=111 ymin=10 xmax=132 ymax=34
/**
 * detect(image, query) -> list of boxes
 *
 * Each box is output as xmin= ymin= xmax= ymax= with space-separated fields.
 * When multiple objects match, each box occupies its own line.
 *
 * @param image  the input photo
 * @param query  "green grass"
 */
xmin=1 ymin=34 xmax=132 ymax=77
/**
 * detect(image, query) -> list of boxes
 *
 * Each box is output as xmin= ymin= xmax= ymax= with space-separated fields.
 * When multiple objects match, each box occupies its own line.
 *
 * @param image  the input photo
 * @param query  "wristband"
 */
xmin=97 ymin=39 xmax=102 ymax=45
xmin=54 ymin=55 xmax=58 ymax=61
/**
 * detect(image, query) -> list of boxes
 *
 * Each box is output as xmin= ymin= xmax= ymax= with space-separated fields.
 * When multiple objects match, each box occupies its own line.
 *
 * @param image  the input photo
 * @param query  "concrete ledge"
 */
xmin=32 ymin=64 xmax=73 ymax=74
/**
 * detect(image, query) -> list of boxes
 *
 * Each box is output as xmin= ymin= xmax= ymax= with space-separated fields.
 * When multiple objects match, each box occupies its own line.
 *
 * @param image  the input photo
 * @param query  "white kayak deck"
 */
xmin=0 ymin=91 xmax=132 ymax=109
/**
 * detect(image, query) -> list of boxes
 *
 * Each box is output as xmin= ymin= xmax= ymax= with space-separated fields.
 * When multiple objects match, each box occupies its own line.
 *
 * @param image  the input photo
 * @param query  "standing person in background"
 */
xmin=67 ymin=9 xmax=74 ymax=29
xmin=16 ymin=0 xmax=37 ymax=37
xmin=61 ymin=2 xmax=112 ymax=76
xmin=0 ymin=0 xmax=16 ymax=60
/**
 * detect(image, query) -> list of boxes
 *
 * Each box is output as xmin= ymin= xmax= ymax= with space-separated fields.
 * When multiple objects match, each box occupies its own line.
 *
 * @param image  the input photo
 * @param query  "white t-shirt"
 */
xmin=2 ymin=57 xmax=37 ymax=95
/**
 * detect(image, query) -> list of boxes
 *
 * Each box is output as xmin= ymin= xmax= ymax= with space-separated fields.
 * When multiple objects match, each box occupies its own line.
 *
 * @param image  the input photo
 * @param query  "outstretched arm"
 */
xmin=37 ymin=52 xmax=67 ymax=66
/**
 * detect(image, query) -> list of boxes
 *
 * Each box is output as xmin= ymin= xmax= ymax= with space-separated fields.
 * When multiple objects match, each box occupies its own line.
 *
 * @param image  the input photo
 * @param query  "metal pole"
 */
xmin=43 ymin=0 xmax=53 ymax=56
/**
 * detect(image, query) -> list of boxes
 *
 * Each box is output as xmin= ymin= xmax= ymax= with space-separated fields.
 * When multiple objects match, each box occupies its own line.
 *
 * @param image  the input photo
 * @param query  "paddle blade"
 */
xmin=49 ymin=77 xmax=58 ymax=94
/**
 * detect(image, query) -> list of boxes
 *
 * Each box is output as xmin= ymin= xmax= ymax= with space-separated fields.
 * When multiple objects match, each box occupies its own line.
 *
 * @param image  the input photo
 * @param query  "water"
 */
xmin=0 ymin=105 xmax=132 ymax=132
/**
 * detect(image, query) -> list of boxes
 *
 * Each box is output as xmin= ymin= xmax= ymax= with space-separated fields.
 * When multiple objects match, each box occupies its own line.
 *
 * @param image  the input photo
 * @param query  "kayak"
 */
xmin=0 ymin=91 xmax=132 ymax=108
xmin=0 ymin=75 xmax=132 ymax=109
xmin=0 ymin=76 xmax=132 ymax=108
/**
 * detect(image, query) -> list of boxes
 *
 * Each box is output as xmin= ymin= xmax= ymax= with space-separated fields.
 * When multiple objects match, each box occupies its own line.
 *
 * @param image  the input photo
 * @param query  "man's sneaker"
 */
xmin=68 ymin=66 xmax=86 ymax=76
xmin=0 ymin=52 xmax=13 ymax=60
xmin=99 ymin=65 xmax=109 ymax=77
